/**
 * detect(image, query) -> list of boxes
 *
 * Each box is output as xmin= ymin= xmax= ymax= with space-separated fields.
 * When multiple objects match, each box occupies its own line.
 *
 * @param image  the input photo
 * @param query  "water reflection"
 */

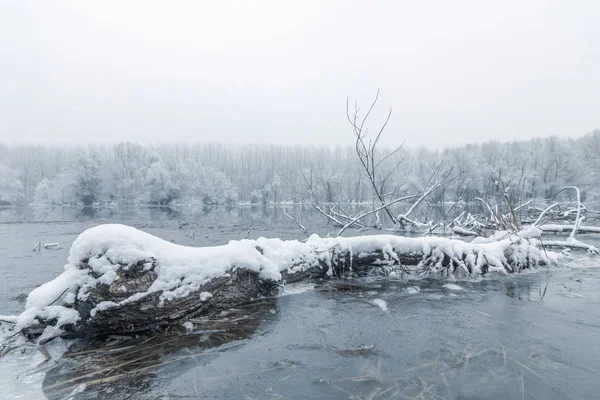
xmin=42 ymin=299 xmax=277 ymax=400
xmin=78 ymin=206 xmax=97 ymax=219
xmin=0 ymin=203 xmax=471 ymax=227
xmin=0 ymin=205 xmax=294 ymax=226
xmin=505 ymin=280 xmax=531 ymax=300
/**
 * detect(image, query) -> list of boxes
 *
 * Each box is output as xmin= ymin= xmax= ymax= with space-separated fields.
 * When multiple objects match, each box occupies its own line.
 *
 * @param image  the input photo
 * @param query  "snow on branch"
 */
xmin=396 ymin=161 xmax=454 ymax=228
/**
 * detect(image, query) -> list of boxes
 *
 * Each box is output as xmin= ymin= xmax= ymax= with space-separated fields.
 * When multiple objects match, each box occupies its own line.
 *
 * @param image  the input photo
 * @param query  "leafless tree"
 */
xmin=346 ymin=89 xmax=404 ymax=224
xmin=304 ymin=91 xmax=457 ymax=234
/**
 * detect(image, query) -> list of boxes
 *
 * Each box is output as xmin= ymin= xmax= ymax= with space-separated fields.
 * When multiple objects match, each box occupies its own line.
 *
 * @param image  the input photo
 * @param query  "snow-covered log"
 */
xmin=541 ymin=239 xmax=600 ymax=254
xmin=452 ymin=226 xmax=479 ymax=237
xmin=538 ymin=224 xmax=600 ymax=235
xmin=3 ymin=224 xmax=556 ymax=341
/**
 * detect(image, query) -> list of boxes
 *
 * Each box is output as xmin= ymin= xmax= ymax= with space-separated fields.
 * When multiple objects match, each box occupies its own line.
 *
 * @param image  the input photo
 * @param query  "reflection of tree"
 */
xmin=77 ymin=206 xmax=97 ymax=219
xmin=42 ymin=299 xmax=277 ymax=400
xmin=148 ymin=206 xmax=180 ymax=221
xmin=504 ymin=280 xmax=532 ymax=301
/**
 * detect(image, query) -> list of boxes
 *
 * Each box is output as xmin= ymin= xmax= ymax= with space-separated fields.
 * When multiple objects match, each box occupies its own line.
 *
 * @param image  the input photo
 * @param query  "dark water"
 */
xmin=0 ymin=204 xmax=318 ymax=226
xmin=164 ymin=271 xmax=600 ymax=400
xmin=1 ymin=206 xmax=600 ymax=399
xmin=26 ymin=269 xmax=600 ymax=400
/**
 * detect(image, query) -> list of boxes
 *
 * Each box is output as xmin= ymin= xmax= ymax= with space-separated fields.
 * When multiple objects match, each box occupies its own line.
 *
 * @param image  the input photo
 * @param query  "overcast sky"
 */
xmin=0 ymin=1 xmax=598 ymax=148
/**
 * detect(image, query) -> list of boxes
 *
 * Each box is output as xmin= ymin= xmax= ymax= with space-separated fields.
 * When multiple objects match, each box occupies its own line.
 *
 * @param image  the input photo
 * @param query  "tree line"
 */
xmin=0 ymin=130 xmax=598 ymax=207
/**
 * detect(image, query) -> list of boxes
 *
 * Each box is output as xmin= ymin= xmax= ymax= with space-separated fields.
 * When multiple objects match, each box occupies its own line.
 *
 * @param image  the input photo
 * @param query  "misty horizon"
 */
xmin=1 ymin=130 xmax=599 ymax=208
xmin=0 ymin=127 xmax=599 ymax=151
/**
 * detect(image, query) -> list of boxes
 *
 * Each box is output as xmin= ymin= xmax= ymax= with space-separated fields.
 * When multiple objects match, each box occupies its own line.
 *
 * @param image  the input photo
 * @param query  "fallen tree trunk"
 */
xmin=541 ymin=239 xmax=600 ymax=254
xmin=2 ymin=224 xmax=556 ymax=341
xmin=538 ymin=224 xmax=600 ymax=235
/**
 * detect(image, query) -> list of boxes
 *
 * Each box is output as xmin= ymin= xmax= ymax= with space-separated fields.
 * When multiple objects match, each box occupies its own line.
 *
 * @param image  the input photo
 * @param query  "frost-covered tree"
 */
xmin=33 ymin=174 xmax=76 ymax=205
xmin=145 ymin=161 xmax=180 ymax=205
xmin=33 ymin=150 xmax=105 ymax=206
xmin=72 ymin=150 xmax=105 ymax=205
xmin=103 ymin=143 xmax=156 ymax=205
xmin=179 ymin=163 xmax=237 ymax=206
xmin=1 ymin=130 xmax=599 ymax=206
xmin=0 ymin=163 xmax=26 ymax=205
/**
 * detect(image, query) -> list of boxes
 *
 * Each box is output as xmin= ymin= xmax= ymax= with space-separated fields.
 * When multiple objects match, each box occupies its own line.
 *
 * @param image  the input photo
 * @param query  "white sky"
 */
xmin=0 ymin=0 xmax=598 ymax=148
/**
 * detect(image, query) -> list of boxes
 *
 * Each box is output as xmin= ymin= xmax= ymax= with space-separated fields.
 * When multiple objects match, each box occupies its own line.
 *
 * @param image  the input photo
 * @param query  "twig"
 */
xmin=48 ymin=288 xmax=69 ymax=306
xmin=533 ymin=203 xmax=559 ymax=226
xmin=337 ymin=195 xmax=418 ymax=236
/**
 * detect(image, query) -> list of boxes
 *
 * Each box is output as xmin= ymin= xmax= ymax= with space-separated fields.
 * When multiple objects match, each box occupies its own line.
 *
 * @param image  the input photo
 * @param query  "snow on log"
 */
xmin=3 ymin=224 xmax=556 ymax=341
xmin=538 ymin=224 xmax=600 ymax=235
xmin=452 ymin=226 xmax=479 ymax=237
xmin=541 ymin=239 xmax=600 ymax=255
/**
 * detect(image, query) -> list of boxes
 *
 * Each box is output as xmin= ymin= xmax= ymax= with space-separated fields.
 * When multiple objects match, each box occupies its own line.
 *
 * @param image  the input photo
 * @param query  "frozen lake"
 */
xmin=1 ymin=206 xmax=600 ymax=399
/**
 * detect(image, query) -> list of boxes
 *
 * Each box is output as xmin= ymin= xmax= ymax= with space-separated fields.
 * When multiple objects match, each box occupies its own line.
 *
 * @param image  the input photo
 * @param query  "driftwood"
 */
xmin=17 ymin=252 xmax=418 ymax=339
xmin=75 ymin=263 xmax=273 ymax=337
xmin=1 ymin=224 xmax=557 ymax=341
xmin=538 ymin=224 xmax=600 ymax=235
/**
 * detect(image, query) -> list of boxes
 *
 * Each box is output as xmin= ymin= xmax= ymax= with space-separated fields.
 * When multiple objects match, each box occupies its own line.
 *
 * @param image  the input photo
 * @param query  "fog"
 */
xmin=1 ymin=0 xmax=599 ymax=147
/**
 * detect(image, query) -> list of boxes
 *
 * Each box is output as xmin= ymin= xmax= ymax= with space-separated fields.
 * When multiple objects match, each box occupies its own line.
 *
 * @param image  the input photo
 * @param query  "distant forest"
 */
xmin=1 ymin=130 xmax=599 ymax=207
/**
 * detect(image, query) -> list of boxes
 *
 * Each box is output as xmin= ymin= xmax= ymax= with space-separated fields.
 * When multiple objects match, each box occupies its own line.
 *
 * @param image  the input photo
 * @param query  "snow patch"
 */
xmin=13 ymin=305 xmax=80 ymax=333
xmin=279 ymin=283 xmax=315 ymax=296
xmin=517 ymin=226 xmax=543 ymax=239
xmin=372 ymin=298 xmax=388 ymax=311
xmin=406 ymin=286 xmax=421 ymax=294
xmin=443 ymin=283 xmax=464 ymax=291
xmin=199 ymin=292 xmax=213 ymax=302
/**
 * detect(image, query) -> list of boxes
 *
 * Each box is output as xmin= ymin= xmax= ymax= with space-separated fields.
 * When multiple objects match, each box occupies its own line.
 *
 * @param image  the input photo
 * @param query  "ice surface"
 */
xmin=0 ymin=337 xmax=68 ymax=400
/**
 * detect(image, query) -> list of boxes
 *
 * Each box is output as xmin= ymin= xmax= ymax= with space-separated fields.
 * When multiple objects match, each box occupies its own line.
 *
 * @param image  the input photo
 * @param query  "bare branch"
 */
xmin=283 ymin=200 xmax=308 ymax=233
xmin=562 ymin=186 xmax=583 ymax=240
xmin=533 ymin=203 xmax=559 ymax=226
xmin=337 ymin=195 xmax=419 ymax=236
